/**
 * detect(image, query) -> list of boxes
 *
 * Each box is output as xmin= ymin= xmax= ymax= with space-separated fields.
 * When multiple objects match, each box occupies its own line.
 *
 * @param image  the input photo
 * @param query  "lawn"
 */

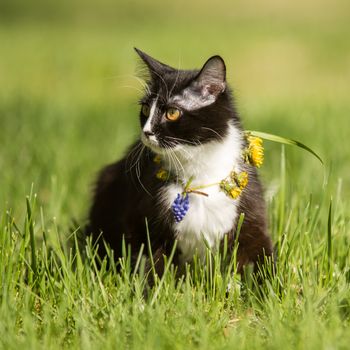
xmin=0 ymin=0 xmax=349 ymax=349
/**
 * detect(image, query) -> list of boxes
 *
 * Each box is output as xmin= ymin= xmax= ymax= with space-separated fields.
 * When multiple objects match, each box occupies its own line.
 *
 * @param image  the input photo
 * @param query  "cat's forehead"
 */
xmin=146 ymin=69 xmax=219 ymax=111
xmin=147 ymin=69 xmax=197 ymax=100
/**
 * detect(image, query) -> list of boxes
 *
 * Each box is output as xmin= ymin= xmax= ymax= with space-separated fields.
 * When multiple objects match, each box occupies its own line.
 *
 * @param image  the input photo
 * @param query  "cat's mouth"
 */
xmin=141 ymin=132 xmax=164 ymax=153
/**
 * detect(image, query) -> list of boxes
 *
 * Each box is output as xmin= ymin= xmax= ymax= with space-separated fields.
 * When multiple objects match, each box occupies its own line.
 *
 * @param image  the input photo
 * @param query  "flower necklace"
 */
xmin=154 ymin=133 xmax=264 ymax=223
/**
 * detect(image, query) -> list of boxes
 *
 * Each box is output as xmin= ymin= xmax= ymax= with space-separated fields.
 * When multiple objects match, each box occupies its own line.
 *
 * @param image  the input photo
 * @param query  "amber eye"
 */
xmin=166 ymin=108 xmax=181 ymax=121
xmin=141 ymin=104 xmax=150 ymax=117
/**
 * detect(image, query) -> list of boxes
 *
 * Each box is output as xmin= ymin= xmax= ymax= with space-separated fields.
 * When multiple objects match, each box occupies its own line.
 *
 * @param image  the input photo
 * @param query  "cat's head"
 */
xmin=135 ymin=48 xmax=239 ymax=155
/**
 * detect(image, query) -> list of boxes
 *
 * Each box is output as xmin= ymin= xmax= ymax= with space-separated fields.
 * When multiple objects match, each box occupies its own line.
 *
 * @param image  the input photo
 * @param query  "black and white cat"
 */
xmin=87 ymin=48 xmax=273 ymax=276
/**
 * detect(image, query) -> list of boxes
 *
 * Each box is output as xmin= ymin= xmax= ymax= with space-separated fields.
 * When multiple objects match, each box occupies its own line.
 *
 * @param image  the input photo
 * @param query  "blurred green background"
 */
xmin=1 ymin=0 xmax=349 ymax=223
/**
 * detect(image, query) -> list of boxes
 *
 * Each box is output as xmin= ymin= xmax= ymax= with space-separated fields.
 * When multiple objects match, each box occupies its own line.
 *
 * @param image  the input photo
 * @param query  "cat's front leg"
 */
xmin=236 ymin=230 xmax=274 ymax=279
xmin=139 ymin=242 xmax=180 ymax=283
xmin=221 ymin=228 xmax=274 ymax=277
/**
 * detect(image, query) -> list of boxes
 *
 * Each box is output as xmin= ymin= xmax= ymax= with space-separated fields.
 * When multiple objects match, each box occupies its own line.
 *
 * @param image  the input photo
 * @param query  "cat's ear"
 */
xmin=191 ymin=56 xmax=226 ymax=99
xmin=134 ymin=48 xmax=174 ymax=78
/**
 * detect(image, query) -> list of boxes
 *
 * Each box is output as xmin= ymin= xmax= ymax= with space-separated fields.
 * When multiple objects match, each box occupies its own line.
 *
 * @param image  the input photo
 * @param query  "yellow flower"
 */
xmin=248 ymin=135 xmax=263 ymax=147
xmin=229 ymin=187 xmax=242 ymax=199
xmin=220 ymin=170 xmax=249 ymax=199
xmin=153 ymin=155 xmax=162 ymax=164
xmin=250 ymin=147 xmax=264 ymax=167
xmin=156 ymin=168 xmax=169 ymax=181
xmin=247 ymin=136 xmax=264 ymax=168
xmin=237 ymin=171 xmax=249 ymax=189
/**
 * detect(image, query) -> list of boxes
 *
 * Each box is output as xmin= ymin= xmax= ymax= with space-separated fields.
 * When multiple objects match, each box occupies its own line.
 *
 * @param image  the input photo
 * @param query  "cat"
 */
xmin=86 ymin=48 xmax=273 ymax=277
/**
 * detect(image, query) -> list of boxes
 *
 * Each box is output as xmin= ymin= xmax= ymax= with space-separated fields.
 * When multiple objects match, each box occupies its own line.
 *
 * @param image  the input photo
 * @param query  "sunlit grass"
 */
xmin=0 ymin=177 xmax=349 ymax=349
xmin=1 ymin=0 xmax=349 ymax=348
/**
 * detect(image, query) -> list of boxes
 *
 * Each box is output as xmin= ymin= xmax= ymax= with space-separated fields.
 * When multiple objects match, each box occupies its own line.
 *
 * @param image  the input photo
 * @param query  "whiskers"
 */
xmin=164 ymin=136 xmax=202 ymax=159
xmin=160 ymin=139 xmax=183 ymax=183
xmin=201 ymin=127 xmax=224 ymax=141
xmin=105 ymin=73 xmax=152 ymax=97
xmin=126 ymin=142 xmax=144 ymax=173
xmin=161 ymin=136 xmax=204 ymax=182
xmin=164 ymin=135 xmax=201 ymax=148
xmin=125 ymin=135 xmax=204 ymax=192
xmin=125 ymin=142 xmax=152 ymax=196
xmin=169 ymin=66 xmax=181 ymax=98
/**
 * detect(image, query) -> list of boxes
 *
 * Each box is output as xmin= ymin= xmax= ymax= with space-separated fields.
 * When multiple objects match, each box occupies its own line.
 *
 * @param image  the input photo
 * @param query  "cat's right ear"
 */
xmin=134 ymin=48 xmax=174 ymax=79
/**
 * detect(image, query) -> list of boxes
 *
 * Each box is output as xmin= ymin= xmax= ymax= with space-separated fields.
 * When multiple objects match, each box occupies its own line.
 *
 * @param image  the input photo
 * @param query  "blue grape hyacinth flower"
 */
xmin=171 ymin=193 xmax=190 ymax=223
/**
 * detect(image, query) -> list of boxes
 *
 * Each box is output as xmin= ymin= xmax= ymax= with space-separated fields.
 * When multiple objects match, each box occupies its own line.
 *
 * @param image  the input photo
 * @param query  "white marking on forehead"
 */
xmin=143 ymin=98 xmax=158 ymax=133
xmin=170 ymin=87 xmax=216 ymax=111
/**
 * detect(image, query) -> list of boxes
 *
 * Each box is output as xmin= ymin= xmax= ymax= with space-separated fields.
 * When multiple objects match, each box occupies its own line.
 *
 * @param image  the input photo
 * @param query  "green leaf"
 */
xmin=246 ymin=130 xmax=323 ymax=165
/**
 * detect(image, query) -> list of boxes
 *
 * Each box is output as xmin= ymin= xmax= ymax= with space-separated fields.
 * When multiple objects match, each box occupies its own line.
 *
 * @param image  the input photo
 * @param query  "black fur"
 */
xmin=86 ymin=49 xmax=273 ymax=276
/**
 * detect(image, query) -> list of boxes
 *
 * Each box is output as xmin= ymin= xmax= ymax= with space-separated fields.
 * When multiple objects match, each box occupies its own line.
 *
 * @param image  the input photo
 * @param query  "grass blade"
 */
xmin=26 ymin=196 xmax=37 ymax=282
xmin=278 ymin=145 xmax=286 ymax=239
xmin=327 ymin=199 xmax=333 ymax=279
xmin=246 ymin=130 xmax=323 ymax=165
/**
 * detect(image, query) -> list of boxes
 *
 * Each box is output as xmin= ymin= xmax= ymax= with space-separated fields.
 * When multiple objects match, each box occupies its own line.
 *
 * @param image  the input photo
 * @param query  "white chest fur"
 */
xmin=158 ymin=124 xmax=243 ymax=263
xmin=163 ymin=183 xmax=239 ymax=262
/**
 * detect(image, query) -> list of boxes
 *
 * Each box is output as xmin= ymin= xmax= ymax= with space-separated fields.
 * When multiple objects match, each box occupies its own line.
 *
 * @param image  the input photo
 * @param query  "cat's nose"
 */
xmin=144 ymin=131 xmax=155 ymax=138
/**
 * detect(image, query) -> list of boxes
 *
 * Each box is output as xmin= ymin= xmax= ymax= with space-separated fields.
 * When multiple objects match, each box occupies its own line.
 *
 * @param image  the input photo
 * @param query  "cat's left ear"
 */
xmin=191 ymin=56 xmax=226 ymax=99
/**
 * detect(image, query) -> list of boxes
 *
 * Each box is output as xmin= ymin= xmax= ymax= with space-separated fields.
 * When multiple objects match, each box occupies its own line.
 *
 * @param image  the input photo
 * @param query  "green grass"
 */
xmin=1 ymin=0 xmax=350 ymax=348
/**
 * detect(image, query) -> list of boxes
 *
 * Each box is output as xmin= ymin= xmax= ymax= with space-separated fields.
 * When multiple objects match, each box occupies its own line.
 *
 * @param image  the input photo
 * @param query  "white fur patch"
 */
xmin=143 ymin=98 xmax=157 ymax=134
xmin=158 ymin=123 xmax=243 ymax=263
xmin=170 ymin=88 xmax=215 ymax=111
xmin=142 ymin=98 xmax=159 ymax=145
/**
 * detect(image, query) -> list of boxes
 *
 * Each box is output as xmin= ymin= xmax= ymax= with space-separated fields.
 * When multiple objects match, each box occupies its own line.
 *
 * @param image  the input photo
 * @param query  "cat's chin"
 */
xmin=141 ymin=137 xmax=180 ymax=157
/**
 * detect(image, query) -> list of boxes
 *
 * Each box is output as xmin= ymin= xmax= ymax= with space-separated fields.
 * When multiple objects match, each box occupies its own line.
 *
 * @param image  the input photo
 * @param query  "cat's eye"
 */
xmin=166 ymin=108 xmax=181 ymax=121
xmin=141 ymin=104 xmax=150 ymax=117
